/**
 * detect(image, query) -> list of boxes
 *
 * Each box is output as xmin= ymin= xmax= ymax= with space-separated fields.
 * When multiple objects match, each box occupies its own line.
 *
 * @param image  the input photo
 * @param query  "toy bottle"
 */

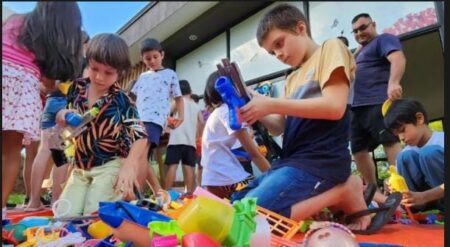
xmin=177 ymin=196 xmax=235 ymax=243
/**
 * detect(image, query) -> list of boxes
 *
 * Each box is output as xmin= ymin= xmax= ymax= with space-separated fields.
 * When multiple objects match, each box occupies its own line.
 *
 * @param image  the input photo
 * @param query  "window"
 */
xmin=230 ymin=2 xmax=305 ymax=81
xmin=309 ymin=2 xmax=438 ymax=49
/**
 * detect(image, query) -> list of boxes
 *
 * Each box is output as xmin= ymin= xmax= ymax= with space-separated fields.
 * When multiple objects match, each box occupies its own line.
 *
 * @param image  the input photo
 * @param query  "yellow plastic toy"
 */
xmin=381 ymin=99 xmax=392 ymax=117
xmin=88 ymin=220 xmax=113 ymax=239
xmin=388 ymin=165 xmax=408 ymax=193
xmin=388 ymin=165 xmax=417 ymax=223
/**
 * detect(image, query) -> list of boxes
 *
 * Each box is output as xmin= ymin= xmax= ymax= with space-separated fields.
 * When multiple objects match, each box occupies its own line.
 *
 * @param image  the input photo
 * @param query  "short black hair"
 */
xmin=384 ymin=98 xmax=429 ymax=132
xmin=337 ymin=36 xmax=349 ymax=47
xmin=203 ymin=71 xmax=222 ymax=108
xmin=191 ymin=94 xmax=200 ymax=103
xmin=140 ymin=38 xmax=163 ymax=54
xmin=86 ymin=33 xmax=131 ymax=76
xmin=257 ymin=3 xmax=311 ymax=46
xmin=179 ymin=79 xmax=192 ymax=95
xmin=352 ymin=13 xmax=372 ymax=24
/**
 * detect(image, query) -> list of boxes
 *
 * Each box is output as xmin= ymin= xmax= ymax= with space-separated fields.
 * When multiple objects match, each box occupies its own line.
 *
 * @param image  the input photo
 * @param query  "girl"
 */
xmin=2 ymin=2 xmax=83 ymax=213
xmin=201 ymin=71 xmax=271 ymax=199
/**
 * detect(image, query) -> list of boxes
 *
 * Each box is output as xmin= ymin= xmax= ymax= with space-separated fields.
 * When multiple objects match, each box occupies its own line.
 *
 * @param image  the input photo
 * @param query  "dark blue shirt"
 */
xmin=352 ymin=33 xmax=403 ymax=107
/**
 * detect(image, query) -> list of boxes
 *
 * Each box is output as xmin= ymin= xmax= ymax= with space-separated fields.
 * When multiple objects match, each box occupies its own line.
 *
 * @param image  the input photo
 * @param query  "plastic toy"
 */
xmin=256 ymin=205 xmax=301 ymax=240
xmin=215 ymin=75 xmax=246 ymax=130
xmin=388 ymin=165 xmax=417 ymax=223
xmin=98 ymin=200 xmax=171 ymax=228
xmin=249 ymin=215 xmax=270 ymax=247
xmin=149 ymin=220 xmax=185 ymax=242
xmin=216 ymin=58 xmax=281 ymax=162
xmin=2 ymin=223 xmax=27 ymax=243
xmin=304 ymin=221 xmax=358 ymax=247
xmin=222 ymin=197 xmax=257 ymax=247
xmin=87 ymin=220 xmax=112 ymax=239
xmin=48 ymin=107 xmax=99 ymax=151
xmin=182 ymin=233 xmax=221 ymax=247
xmin=177 ymin=195 xmax=235 ymax=243
xmin=151 ymin=234 xmax=178 ymax=247
xmin=39 ymin=232 xmax=86 ymax=247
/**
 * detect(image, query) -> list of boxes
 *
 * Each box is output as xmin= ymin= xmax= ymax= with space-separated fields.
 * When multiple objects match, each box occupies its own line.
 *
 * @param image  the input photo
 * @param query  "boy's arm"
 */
xmin=240 ymin=67 xmax=349 ymax=125
xmin=196 ymin=111 xmax=205 ymax=139
xmin=235 ymin=129 xmax=270 ymax=172
xmin=402 ymin=184 xmax=444 ymax=207
xmin=116 ymin=138 xmax=148 ymax=198
xmin=172 ymin=96 xmax=184 ymax=128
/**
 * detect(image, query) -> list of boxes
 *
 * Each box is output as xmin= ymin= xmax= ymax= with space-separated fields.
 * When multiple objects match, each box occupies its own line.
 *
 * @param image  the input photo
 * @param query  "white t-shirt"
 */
xmin=201 ymin=104 xmax=251 ymax=186
xmin=131 ymin=68 xmax=182 ymax=128
xmin=168 ymin=97 xmax=201 ymax=147
xmin=402 ymin=131 xmax=444 ymax=152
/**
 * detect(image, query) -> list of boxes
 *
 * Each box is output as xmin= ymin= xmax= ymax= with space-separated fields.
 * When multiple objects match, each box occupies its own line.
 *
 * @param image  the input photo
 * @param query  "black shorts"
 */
xmin=50 ymin=148 xmax=67 ymax=167
xmin=165 ymin=145 xmax=197 ymax=167
xmin=350 ymin=104 xmax=399 ymax=153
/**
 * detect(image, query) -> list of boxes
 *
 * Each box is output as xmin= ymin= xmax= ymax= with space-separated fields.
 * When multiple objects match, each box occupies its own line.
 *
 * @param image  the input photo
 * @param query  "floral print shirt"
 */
xmin=66 ymin=78 xmax=147 ymax=170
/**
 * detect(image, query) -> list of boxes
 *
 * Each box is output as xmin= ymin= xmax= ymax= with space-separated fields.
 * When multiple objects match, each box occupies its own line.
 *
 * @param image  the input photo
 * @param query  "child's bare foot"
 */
xmin=340 ymin=176 xmax=372 ymax=231
xmin=25 ymin=200 xmax=44 ymax=212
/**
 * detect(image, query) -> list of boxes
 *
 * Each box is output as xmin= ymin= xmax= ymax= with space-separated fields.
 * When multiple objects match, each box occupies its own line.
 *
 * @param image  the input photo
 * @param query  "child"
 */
xmin=232 ymin=4 xmax=384 ymax=232
xmin=164 ymin=80 xmax=204 ymax=193
xmin=384 ymin=98 xmax=444 ymax=212
xmin=55 ymin=33 xmax=148 ymax=216
xmin=130 ymin=38 xmax=184 ymax=193
xmin=2 ymin=2 xmax=83 ymax=213
xmin=25 ymin=80 xmax=72 ymax=211
xmin=201 ymin=71 xmax=271 ymax=199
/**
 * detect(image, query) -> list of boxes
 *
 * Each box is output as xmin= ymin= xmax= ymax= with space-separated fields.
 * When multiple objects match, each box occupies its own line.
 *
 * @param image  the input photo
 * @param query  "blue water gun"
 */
xmin=215 ymin=76 xmax=246 ymax=130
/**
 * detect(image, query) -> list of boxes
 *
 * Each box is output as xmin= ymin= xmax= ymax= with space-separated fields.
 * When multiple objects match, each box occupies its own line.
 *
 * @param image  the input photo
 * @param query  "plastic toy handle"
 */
xmin=215 ymin=76 xmax=246 ymax=130
xmin=65 ymin=112 xmax=83 ymax=127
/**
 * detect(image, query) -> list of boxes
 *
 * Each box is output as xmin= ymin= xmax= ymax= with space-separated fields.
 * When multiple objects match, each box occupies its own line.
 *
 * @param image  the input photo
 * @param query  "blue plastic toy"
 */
xmin=215 ymin=76 xmax=246 ymax=130
xmin=98 ymin=201 xmax=171 ymax=228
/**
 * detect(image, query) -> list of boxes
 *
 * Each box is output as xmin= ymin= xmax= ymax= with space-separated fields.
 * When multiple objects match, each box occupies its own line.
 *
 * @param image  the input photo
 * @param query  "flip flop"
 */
xmin=363 ymin=183 xmax=377 ymax=206
xmin=344 ymin=192 xmax=402 ymax=235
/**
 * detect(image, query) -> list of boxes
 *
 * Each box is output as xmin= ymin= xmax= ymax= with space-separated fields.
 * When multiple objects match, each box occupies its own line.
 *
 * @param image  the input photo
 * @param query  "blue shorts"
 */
xmin=144 ymin=122 xmax=163 ymax=148
xmin=231 ymin=166 xmax=337 ymax=218
xmin=41 ymin=96 xmax=67 ymax=130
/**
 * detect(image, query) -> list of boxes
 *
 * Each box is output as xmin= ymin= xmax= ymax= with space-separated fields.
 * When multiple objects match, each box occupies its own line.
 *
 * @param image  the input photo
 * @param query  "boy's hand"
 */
xmin=172 ymin=117 xmax=183 ymax=129
xmin=240 ymin=90 xmax=273 ymax=125
xmin=402 ymin=191 xmax=428 ymax=207
xmin=115 ymin=161 xmax=139 ymax=200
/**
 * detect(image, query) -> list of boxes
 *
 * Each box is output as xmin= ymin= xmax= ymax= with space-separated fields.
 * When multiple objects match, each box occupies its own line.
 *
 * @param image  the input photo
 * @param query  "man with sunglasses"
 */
xmin=349 ymin=13 xmax=406 ymax=203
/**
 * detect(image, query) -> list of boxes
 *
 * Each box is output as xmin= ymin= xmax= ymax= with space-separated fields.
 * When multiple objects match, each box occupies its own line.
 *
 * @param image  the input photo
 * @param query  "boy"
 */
xmin=384 ymin=98 xmax=444 ymax=212
xmin=233 ymin=4 xmax=401 ymax=233
xmin=55 ymin=33 xmax=148 ymax=216
xmin=131 ymin=38 xmax=184 ymax=194
xmin=164 ymin=80 xmax=204 ymax=193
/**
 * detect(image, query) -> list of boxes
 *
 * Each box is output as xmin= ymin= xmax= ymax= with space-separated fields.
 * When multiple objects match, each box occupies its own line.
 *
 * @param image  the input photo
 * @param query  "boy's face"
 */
xmin=87 ymin=59 xmax=119 ymax=92
xmin=261 ymin=22 xmax=309 ymax=68
xmin=392 ymin=113 xmax=427 ymax=146
xmin=142 ymin=50 xmax=164 ymax=71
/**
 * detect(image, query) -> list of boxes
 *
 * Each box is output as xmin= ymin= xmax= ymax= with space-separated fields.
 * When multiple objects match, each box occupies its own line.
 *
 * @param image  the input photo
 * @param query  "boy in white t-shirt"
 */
xmin=131 ymin=38 xmax=184 ymax=193
xmin=200 ymin=71 xmax=270 ymax=199
xmin=164 ymin=80 xmax=204 ymax=193
xmin=384 ymin=98 xmax=444 ymax=212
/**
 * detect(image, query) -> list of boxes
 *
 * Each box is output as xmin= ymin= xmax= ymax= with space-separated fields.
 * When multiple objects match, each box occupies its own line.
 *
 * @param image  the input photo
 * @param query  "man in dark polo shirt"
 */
xmin=350 ymin=13 xmax=406 ymax=201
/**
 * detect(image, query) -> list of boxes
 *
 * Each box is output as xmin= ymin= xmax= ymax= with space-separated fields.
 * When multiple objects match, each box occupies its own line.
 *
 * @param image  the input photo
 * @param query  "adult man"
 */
xmin=350 ymin=13 xmax=406 ymax=197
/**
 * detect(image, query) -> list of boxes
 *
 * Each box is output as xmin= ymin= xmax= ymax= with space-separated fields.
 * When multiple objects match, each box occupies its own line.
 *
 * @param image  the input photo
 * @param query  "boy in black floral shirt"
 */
xmin=55 ymin=33 xmax=148 ymax=216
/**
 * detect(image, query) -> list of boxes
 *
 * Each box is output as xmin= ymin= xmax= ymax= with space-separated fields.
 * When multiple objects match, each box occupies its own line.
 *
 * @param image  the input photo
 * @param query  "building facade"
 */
xmin=118 ymin=1 xmax=444 ymax=121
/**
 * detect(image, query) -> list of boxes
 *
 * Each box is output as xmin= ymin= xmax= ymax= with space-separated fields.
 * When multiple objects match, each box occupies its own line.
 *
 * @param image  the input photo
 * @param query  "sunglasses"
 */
xmin=352 ymin=22 xmax=373 ymax=34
